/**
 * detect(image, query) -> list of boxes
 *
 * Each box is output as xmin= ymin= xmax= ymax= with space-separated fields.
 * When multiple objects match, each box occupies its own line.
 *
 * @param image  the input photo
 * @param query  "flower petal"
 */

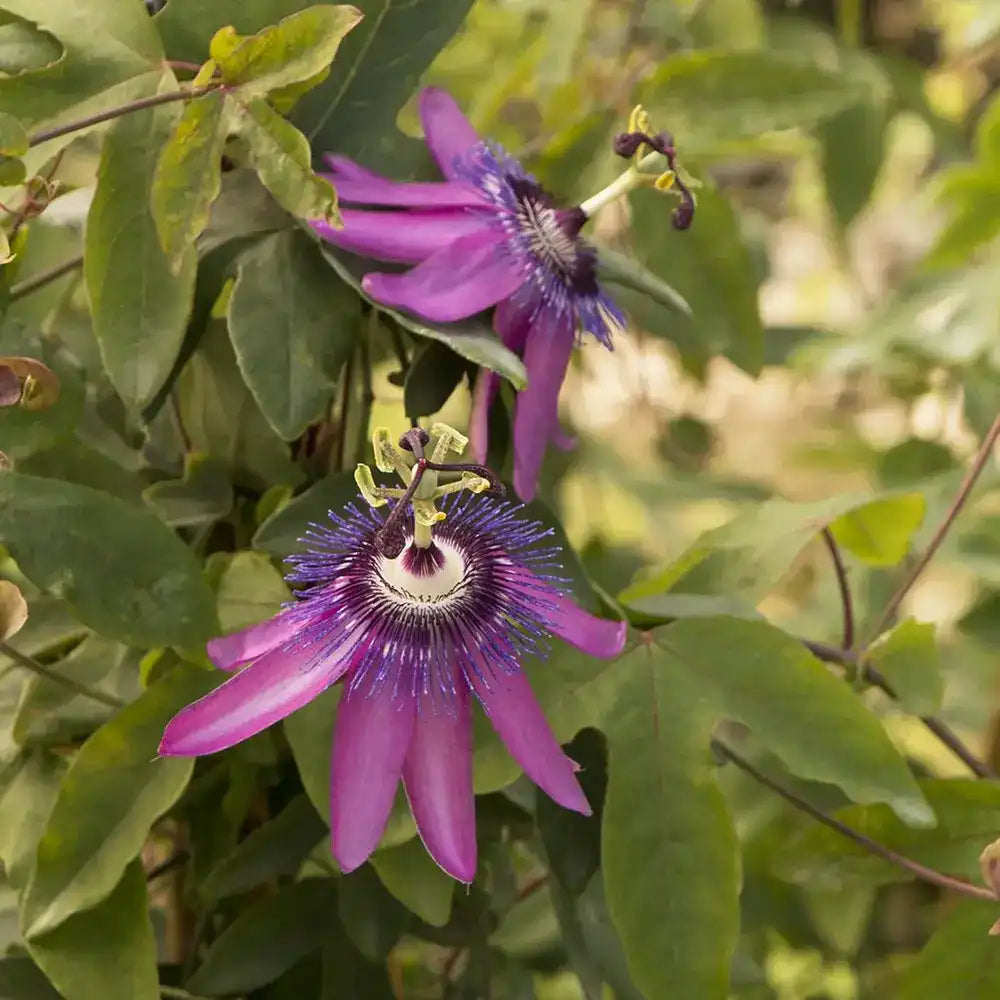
xmin=544 ymin=590 xmax=627 ymax=659
xmin=419 ymin=87 xmax=480 ymax=179
xmin=321 ymin=174 xmax=485 ymax=209
xmin=159 ymin=637 xmax=352 ymax=756
xmin=469 ymin=664 xmax=590 ymax=815
xmin=402 ymin=682 xmax=476 ymax=883
xmin=321 ymin=153 xmax=383 ymax=179
xmin=512 ymin=310 xmax=576 ymax=501
xmin=362 ymin=230 xmax=524 ymax=322
xmin=468 ymin=296 xmax=535 ymax=461
xmin=312 ymin=208 xmax=490 ymax=265
xmin=330 ymin=683 xmax=416 ymax=873
xmin=550 ymin=424 xmax=577 ymax=451
xmin=467 ymin=368 xmax=498 ymax=464
xmin=206 ymin=610 xmax=300 ymax=672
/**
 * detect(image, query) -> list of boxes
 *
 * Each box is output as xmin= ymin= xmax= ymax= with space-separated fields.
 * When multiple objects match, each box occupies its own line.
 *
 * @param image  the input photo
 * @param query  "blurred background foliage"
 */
xmin=4 ymin=0 xmax=1000 ymax=997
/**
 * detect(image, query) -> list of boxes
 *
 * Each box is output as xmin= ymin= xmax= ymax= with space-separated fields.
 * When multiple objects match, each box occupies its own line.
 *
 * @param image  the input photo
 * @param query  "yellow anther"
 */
xmin=413 ymin=500 xmax=446 ymax=527
xmin=429 ymin=422 xmax=468 ymax=463
xmin=627 ymin=104 xmax=650 ymax=136
xmin=354 ymin=464 xmax=387 ymax=508
xmin=654 ymin=170 xmax=676 ymax=191
xmin=459 ymin=472 xmax=490 ymax=494
xmin=371 ymin=427 xmax=410 ymax=478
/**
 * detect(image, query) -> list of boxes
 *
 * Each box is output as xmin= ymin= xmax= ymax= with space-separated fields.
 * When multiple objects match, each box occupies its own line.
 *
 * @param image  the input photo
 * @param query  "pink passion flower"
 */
xmin=159 ymin=425 xmax=626 ymax=883
xmin=310 ymin=88 xmax=628 ymax=503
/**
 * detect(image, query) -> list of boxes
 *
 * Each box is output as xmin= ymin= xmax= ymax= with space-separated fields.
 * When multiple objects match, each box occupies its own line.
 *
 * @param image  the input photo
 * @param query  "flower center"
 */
xmin=377 ymin=540 xmax=467 ymax=605
xmin=509 ymin=178 xmax=584 ymax=281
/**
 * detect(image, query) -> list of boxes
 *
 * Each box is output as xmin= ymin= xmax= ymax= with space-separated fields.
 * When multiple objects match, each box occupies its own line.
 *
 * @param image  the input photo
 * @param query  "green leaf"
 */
xmin=829 ymin=493 xmax=925 ymax=565
xmin=227 ymin=229 xmax=359 ymax=439
xmin=213 ymin=5 xmax=362 ymax=97
xmin=27 ymin=862 xmax=158 ymax=1000
xmin=0 ymin=15 xmax=61 ymax=76
xmin=155 ymin=0 xmax=312 ymax=64
xmin=404 ymin=340 xmax=468 ymax=420
xmin=85 ymin=78 xmax=197 ymax=412
xmin=143 ymin=454 xmax=234 ymax=528
xmin=574 ymin=875 xmax=646 ymax=1000
xmin=628 ymin=185 xmax=763 ymax=376
xmin=596 ymin=243 xmax=691 ymax=318
xmin=927 ymin=169 xmax=1000 ymax=269
xmin=601 ymin=641 xmax=739 ymax=1000
xmin=0 ymin=750 xmax=65 ymax=892
xmin=177 ymin=320 xmax=305 ymax=489
xmin=151 ymin=90 xmax=229 ymax=273
xmin=20 ymin=666 xmax=215 ymax=939
xmin=898 ymin=901 xmax=1000 ymax=998
xmin=661 ymin=618 xmax=932 ymax=825
xmin=642 ymin=49 xmax=867 ymax=145
xmin=187 ymin=877 xmax=340 ymax=996
xmin=0 ymin=956 xmax=60 ymax=999
xmin=537 ymin=728 xmax=605 ymax=895
xmin=317 ymin=241 xmax=528 ymax=388
xmin=371 ymin=835 xmax=454 ymax=927
xmin=779 ymin=779 xmax=1000 ymax=887
xmin=817 ymin=50 xmax=890 ymax=229
xmin=232 ymin=98 xmax=340 ymax=225
xmin=215 ymin=549 xmax=290 ymax=634
xmin=252 ymin=472 xmax=360 ymax=557
xmin=201 ymin=794 xmax=328 ymax=901
xmin=12 ymin=635 xmax=128 ymax=746
xmin=337 ymin=864 xmax=406 ymax=961
xmin=0 ymin=474 xmax=218 ymax=647
xmin=0 ymin=0 xmax=162 ymax=133
xmin=865 ymin=619 xmax=943 ymax=716
xmin=620 ymin=491 xmax=923 ymax=607
xmin=292 ymin=0 xmax=476 ymax=163
xmin=0 ymin=110 xmax=27 ymax=155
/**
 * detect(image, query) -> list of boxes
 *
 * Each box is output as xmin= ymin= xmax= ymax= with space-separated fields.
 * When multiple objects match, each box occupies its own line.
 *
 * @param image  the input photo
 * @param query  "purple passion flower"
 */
xmin=159 ymin=425 xmax=626 ymax=883
xmin=311 ymin=88 xmax=626 ymax=503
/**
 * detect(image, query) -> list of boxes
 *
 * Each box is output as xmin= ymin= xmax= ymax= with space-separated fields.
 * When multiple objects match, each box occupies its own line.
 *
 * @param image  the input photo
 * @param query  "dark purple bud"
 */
xmin=613 ymin=132 xmax=646 ymax=158
xmin=399 ymin=427 xmax=430 ymax=457
xmin=672 ymin=200 xmax=695 ymax=231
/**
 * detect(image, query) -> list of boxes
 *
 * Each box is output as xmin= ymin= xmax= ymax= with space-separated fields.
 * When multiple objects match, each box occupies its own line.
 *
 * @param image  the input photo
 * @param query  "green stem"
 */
xmin=0 ymin=640 xmax=126 ymax=709
xmin=715 ymin=739 xmax=996 ymax=901
xmin=9 ymin=254 xmax=83 ymax=301
xmin=28 ymin=86 xmax=217 ymax=148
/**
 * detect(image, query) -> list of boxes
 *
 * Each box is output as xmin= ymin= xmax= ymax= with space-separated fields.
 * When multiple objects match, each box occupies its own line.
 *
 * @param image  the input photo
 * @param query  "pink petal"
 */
xmin=312 ymin=208 xmax=490 ymax=265
xmin=330 ymin=682 xmax=416 ymax=873
xmin=550 ymin=424 xmax=577 ymax=451
xmin=544 ymin=590 xmax=627 ymax=659
xmin=467 ymin=367 xmax=499 ymax=463
xmin=512 ymin=311 xmax=576 ymax=501
xmin=402 ymin=680 xmax=476 ymax=883
xmin=320 ymin=174 xmax=486 ymax=209
xmin=160 ymin=636 xmax=353 ymax=756
xmin=321 ymin=154 xmax=383 ymax=180
xmin=468 ymin=663 xmax=590 ymax=815
xmin=362 ymin=230 xmax=524 ymax=322
xmin=206 ymin=610 xmax=300 ymax=672
xmin=468 ymin=296 xmax=535 ymax=461
xmin=419 ymin=87 xmax=481 ymax=179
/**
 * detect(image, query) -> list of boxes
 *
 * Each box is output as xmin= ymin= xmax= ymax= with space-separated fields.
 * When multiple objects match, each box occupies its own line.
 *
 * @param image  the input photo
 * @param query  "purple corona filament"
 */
xmin=159 ymin=445 xmax=626 ymax=883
